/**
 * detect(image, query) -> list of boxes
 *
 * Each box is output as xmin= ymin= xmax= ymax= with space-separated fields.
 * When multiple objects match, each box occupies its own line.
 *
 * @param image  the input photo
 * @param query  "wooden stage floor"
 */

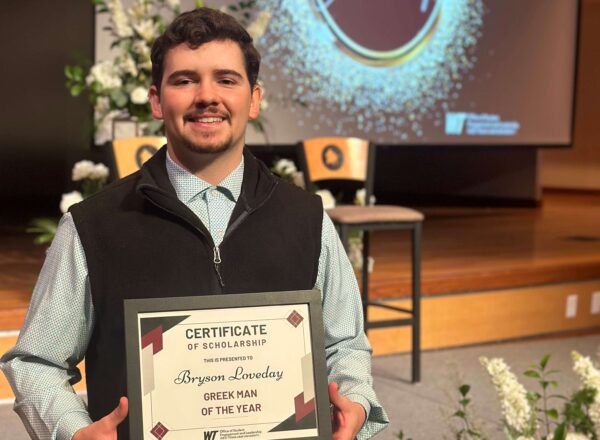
xmin=1 ymin=190 xmax=600 ymax=332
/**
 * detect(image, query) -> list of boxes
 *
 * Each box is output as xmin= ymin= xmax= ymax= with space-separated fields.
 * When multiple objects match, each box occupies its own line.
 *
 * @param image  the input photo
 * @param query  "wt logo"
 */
xmin=445 ymin=112 xmax=468 ymax=135
xmin=203 ymin=430 xmax=218 ymax=440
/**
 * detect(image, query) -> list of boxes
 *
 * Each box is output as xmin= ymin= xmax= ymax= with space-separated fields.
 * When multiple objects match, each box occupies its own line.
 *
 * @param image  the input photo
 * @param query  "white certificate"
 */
xmin=125 ymin=290 xmax=332 ymax=440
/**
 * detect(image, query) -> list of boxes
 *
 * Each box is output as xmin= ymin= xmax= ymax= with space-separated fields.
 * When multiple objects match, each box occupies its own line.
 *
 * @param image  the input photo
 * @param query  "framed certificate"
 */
xmin=124 ymin=290 xmax=332 ymax=440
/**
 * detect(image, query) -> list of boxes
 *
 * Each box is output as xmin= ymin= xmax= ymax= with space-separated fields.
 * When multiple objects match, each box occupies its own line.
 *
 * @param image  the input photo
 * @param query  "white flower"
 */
xmin=354 ymin=188 xmax=376 ymax=206
xmin=60 ymin=191 xmax=83 ymax=214
xmin=107 ymin=0 xmax=133 ymax=38
xmin=72 ymin=160 xmax=96 ymax=181
xmin=316 ymin=189 xmax=336 ymax=210
xmin=480 ymin=357 xmax=535 ymax=434
xmin=94 ymin=96 xmax=111 ymax=120
xmin=246 ymin=10 xmax=271 ymax=40
xmin=565 ymin=433 xmax=590 ymax=440
xmin=572 ymin=352 xmax=600 ymax=389
xmin=132 ymin=39 xmax=152 ymax=70
xmin=572 ymin=352 xmax=600 ymax=430
xmin=165 ymin=0 xmax=180 ymax=10
xmin=132 ymin=39 xmax=151 ymax=59
xmin=355 ymin=188 xmax=366 ymax=206
xmin=130 ymin=86 xmax=149 ymax=105
xmin=127 ymin=0 xmax=148 ymax=23
xmin=273 ymin=158 xmax=297 ymax=177
xmin=91 ymin=163 xmax=110 ymax=180
xmin=134 ymin=19 xmax=158 ymax=43
xmin=86 ymin=60 xmax=122 ymax=90
xmin=72 ymin=161 xmax=109 ymax=181
xmin=119 ymin=54 xmax=138 ymax=77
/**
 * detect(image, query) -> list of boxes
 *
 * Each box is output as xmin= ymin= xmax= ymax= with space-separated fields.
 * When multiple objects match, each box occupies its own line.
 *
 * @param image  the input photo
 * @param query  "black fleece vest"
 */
xmin=70 ymin=147 xmax=323 ymax=438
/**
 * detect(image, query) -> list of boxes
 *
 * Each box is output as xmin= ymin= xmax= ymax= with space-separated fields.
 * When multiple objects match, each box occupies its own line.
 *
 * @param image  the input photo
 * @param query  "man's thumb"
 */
xmin=328 ymin=382 xmax=343 ymax=407
xmin=105 ymin=396 xmax=129 ymax=427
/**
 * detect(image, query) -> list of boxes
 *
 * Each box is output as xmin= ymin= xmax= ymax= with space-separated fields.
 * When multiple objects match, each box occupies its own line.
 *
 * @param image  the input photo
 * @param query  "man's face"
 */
xmin=149 ymin=40 xmax=261 ymax=158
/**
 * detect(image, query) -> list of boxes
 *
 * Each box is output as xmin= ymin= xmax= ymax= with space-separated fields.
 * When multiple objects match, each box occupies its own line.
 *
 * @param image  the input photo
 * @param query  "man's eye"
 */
xmin=220 ymin=78 xmax=236 ymax=85
xmin=175 ymin=79 xmax=194 ymax=85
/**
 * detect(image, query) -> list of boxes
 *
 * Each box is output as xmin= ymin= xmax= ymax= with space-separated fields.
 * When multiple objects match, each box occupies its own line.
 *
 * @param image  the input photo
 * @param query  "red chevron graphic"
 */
xmin=141 ymin=325 xmax=163 ymax=355
xmin=294 ymin=392 xmax=315 ymax=422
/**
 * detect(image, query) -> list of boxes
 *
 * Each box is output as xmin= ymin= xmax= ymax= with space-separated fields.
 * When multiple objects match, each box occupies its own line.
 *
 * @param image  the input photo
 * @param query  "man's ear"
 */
xmin=149 ymin=85 xmax=163 ymax=119
xmin=248 ymin=83 xmax=263 ymax=121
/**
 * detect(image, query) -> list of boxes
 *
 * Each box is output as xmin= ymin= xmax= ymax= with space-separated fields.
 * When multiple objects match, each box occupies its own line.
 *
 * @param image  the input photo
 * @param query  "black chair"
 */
xmin=297 ymin=136 xmax=424 ymax=382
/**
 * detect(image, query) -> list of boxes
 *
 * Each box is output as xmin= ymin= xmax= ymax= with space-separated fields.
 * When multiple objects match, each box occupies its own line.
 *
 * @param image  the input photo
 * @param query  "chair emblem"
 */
xmin=321 ymin=144 xmax=344 ymax=171
xmin=135 ymin=144 xmax=159 ymax=168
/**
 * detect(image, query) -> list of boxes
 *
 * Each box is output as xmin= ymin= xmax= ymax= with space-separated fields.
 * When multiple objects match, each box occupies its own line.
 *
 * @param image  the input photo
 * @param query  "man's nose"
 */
xmin=194 ymin=82 xmax=219 ymax=106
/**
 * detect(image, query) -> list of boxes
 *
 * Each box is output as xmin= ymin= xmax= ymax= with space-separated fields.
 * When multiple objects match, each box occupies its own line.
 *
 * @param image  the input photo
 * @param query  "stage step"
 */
xmin=369 ymin=278 xmax=600 ymax=356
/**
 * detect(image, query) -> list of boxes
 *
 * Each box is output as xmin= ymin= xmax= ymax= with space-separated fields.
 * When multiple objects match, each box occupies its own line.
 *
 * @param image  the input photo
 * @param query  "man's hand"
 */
xmin=329 ymin=382 xmax=366 ymax=440
xmin=72 ymin=396 xmax=128 ymax=440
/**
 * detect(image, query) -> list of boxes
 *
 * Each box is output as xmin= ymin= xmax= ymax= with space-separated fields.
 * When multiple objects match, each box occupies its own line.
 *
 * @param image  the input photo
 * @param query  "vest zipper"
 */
xmin=213 ymin=246 xmax=225 ymax=287
xmin=140 ymin=192 xmax=227 ymax=290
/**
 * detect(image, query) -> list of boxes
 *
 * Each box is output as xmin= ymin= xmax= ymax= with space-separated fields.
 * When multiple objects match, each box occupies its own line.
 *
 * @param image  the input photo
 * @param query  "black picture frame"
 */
xmin=124 ymin=289 xmax=332 ymax=440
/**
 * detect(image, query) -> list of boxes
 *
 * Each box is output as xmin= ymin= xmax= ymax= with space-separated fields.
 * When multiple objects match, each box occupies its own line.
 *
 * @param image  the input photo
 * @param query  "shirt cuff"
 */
xmin=54 ymin=411 xmax=92 ymax=440
xmin=346 ymin=393 xmax=389 ymax=440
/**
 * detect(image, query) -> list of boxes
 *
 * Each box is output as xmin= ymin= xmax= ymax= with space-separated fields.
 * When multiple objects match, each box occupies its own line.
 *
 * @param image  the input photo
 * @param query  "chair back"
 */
xmin=109 ymin=136 xmax=166 ymax=178
xmin=297 ymin=137 xmax=375 ymax=199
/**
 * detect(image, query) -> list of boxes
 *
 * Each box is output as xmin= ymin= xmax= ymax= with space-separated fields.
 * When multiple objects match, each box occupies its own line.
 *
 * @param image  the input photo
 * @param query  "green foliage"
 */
xmin=65 ymin=65 xmax=86 ymax=97
xmin=551 ymin=422 xmax=567 ymax=440
xmin=26 ymin=218 xmax=59 ymax=245
xmin=523 ymin=354 xmax=564 ymax=438
xmin=563 ymin=387 xmax=598 ymax=440
xmin=451 ymin=384 xmax=486 ymax=440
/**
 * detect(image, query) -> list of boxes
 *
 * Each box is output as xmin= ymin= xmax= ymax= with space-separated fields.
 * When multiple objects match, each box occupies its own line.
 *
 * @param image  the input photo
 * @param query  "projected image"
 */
xmin=244 ymin=0 xmax=577 ymax=146
xmin=254 ymin=0 xmax=484 ymax=143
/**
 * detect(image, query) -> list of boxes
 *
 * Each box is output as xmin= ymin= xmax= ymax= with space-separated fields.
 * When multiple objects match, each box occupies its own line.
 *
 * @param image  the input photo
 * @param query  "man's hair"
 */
xmin=151 ymin=7 xmax=261 ymax=91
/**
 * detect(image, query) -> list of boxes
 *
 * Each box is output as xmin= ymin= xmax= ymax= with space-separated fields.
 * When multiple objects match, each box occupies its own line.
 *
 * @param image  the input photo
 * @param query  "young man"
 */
xmin=1 ymin=8 xmax=388 ymax=440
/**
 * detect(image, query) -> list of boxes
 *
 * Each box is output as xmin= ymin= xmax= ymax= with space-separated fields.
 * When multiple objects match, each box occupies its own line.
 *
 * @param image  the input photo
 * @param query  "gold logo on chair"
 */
xmin=136 ymin=145 xmax=159 ymax=168
xmin=321 ymin=144 xmax=344 ymax=171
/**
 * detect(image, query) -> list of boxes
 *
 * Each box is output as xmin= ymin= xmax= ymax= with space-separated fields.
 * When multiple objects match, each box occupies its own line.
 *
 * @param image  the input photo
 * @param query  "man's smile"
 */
xmin=184 ymin=112 xmax=229 ymax=128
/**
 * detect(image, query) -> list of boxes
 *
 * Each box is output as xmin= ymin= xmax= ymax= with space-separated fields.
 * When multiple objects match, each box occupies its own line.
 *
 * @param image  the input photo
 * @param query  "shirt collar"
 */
xmin=165 ymin=151 xmax=244 ymax=204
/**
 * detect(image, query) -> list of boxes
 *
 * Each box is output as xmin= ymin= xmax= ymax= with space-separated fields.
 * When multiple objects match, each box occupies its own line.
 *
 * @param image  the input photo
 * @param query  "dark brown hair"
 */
xmin=151 ymin=7 xmax=261 ymax=91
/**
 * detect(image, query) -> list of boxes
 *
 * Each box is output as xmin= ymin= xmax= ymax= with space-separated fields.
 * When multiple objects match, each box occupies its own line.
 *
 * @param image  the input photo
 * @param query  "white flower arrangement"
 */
xmin=28 ymin=160 xmax=110 ymax=244
xmin=65 ymin=0 xmax=187 ymax=143
xmin=397 ymin=354 xmax=600 ymax=440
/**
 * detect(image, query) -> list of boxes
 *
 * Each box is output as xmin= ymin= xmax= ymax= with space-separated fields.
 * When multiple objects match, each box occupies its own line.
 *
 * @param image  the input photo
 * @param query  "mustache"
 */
xmin=185 ymin=105 xmax=230 ymax=120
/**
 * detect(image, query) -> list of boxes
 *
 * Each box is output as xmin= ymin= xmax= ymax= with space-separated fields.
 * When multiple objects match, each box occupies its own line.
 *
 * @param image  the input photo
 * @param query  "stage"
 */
xmin=1 ymin=190 xmax=600 ymax=350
